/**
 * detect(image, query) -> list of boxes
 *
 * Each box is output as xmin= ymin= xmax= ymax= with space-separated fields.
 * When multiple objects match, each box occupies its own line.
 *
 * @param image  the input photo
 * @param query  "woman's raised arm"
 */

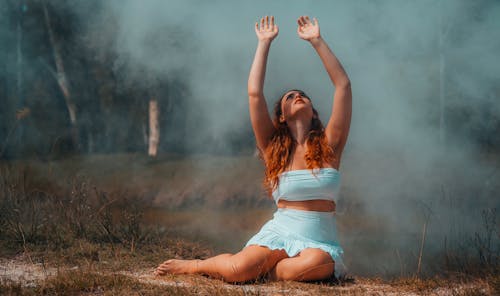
xmin=248 ymin=16 xmax=279 ymax=152
xmin=297 ymin=16 xmax=352 ymax=159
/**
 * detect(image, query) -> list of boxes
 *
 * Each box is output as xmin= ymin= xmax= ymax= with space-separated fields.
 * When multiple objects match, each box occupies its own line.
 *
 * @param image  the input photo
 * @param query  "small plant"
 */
xmin=0 ymin=108 xmax=31 ymax=159
xmin=0 ymin=164 xmax=160 ymax=255
xmin=474 ymin=208 xmax=499 ymax=271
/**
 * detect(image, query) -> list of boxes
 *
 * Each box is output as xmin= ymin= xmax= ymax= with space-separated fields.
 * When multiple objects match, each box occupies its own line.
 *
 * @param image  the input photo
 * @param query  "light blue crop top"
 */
xmin=272 ymin=168 xmax=341 ymax=204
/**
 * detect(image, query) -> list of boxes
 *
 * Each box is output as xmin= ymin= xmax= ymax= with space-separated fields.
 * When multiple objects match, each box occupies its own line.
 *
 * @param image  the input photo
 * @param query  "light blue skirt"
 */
xmin=245 ymin=208 xmax=346 ymax=278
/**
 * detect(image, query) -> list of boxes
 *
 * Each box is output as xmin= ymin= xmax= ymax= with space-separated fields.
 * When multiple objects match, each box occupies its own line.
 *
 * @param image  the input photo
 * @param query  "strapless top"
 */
xmin=272 ymin=168 xmax=341 ymax=204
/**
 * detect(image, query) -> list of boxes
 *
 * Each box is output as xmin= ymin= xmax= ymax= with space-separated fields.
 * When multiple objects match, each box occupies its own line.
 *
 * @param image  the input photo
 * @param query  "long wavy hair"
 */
xmin=261 ymin=90 xmax=335 ymax=196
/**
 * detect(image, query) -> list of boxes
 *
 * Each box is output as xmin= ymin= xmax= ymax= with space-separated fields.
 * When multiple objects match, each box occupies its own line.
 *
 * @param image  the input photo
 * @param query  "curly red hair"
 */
xmin=260 ymin=90 xmax=335 ymax=196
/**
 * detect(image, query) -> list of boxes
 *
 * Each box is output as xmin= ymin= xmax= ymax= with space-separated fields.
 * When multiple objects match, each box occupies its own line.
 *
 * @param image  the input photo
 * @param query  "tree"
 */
xmin=41 ymin=0 xmax=79 ymax=150
xmin=148 ymin=99 xmax=159 ymax=157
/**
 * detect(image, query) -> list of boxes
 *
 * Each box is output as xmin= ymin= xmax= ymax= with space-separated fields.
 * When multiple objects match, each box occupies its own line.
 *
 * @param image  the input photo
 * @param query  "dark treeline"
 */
xmin=0 ymin=0 xmax=499 ymax=160
xmin=0 ymin=0 xmax=218 ymax=159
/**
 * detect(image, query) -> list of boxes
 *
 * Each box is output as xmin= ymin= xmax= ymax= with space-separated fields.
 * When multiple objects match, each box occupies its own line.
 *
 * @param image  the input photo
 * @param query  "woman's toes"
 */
xmin=154 ymin=259 xmax=200 ymax=275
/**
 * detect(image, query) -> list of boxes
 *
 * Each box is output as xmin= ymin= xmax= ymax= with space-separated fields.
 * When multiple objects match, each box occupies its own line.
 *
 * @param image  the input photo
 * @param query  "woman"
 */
xmin=155 ymin=15 xmax=351 ymax=283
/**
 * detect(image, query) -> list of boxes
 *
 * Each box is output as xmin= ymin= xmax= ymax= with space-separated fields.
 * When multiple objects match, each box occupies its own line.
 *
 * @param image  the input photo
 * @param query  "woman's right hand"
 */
xmin=255 ymin=16 xmax=278 ymax=42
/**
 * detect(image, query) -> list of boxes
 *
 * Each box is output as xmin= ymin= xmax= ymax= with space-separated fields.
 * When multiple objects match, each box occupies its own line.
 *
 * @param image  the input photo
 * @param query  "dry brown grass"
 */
xmin=1 ymin=154 xmax=499 ymax=295
xmin=0 ymin=249 xmax=496 ymax=295
xmin=1 ymin=271 xmax=252 ymax=295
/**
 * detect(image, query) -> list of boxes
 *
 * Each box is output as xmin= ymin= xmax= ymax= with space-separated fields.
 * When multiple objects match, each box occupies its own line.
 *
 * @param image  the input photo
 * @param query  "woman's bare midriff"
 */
xmin=277 ymin=199 xmax=336 ymax=212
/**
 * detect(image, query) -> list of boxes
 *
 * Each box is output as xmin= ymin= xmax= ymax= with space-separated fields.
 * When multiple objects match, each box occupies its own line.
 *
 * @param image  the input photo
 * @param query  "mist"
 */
xmin=3 ymin=0 xmax=499 ymax=277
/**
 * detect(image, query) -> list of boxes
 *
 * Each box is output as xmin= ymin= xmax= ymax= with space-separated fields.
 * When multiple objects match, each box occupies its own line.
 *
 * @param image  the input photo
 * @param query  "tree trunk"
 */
xmin=142 ymin=121 xmax=148 ymax=148
xmin=41 ymin=0 xmax=80 ymax=150
xmin=148 ymin=99 xmax=159 ymax=157
xmin=438 ymin=0 xmax=449 ymax=146
xmin=439 ymin=4 xmax=444 ymax=144
xmin=439 ymin=45 xmax=445 ymax=144
xmin=14 ymin=2 xmax=25 ymax=155
xmin=16 ymin=4 xmax=23 ymax=107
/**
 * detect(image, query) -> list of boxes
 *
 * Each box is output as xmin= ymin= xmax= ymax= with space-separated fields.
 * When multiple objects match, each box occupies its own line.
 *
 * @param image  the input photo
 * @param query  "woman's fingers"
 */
xmin=270 ymin=16 xmax=278 ymax=32
xmin=306 ymin=16 xmax=313 ymax=26
xmin=257 ymin=15 xmax=315 ymax=32
xmin=297 ymin=16 xmax=304 ymax=27
xmin=255 ymin=15 xmax=278 ymax=40
xmin=256 ymin=16 xmax=277 ymax=31
xmin=298 ymin=15 xmax=315 ymax=27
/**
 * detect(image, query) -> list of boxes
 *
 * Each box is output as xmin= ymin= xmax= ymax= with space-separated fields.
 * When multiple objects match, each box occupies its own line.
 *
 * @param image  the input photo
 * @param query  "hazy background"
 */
xmin=0 ymin=0 xmax=499 ymax=277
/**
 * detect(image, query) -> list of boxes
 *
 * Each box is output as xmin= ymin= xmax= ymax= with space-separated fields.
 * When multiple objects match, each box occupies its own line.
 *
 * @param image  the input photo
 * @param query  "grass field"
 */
xmin=0 ymin=153 xmax=498 ymax=294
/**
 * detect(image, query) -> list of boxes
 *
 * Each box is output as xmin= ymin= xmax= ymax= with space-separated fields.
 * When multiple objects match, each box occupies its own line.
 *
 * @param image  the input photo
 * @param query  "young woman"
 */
xmin=155 ymin=15 xmax=352 ymax=283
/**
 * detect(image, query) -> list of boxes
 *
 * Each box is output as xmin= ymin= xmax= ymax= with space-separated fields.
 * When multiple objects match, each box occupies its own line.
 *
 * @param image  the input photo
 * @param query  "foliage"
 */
xmin=0 ymin=164 xmax=164 ymax=253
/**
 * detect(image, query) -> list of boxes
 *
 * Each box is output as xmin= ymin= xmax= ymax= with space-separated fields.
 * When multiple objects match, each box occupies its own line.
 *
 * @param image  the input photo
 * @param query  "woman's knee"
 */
xmin=273 ymin=249 xmax=335 ymax=281
xmin=276 ymin=261 xmax=334 ymax=281
xmin=300 ymin=261 xmax=334 ymax=281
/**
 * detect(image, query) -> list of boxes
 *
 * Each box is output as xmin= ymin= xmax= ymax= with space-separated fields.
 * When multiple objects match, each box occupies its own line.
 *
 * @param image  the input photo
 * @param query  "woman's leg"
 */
xmin=269 ymin=248 xmax=335 ymax=281
xmin=156 ymin=245 xmax=288 ymax=283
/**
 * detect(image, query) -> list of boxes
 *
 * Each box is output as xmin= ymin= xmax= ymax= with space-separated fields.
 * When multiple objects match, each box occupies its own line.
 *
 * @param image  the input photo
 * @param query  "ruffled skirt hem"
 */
xmin=244 ymin=209 xmax=347 ymax=279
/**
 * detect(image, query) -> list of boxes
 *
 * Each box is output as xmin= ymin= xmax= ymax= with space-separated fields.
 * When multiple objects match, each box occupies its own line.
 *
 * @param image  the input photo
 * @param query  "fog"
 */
xmin=18 ymin=0 xmax=500 ymax=276
xmin=76 ymin=0 xmax=499 ymax=146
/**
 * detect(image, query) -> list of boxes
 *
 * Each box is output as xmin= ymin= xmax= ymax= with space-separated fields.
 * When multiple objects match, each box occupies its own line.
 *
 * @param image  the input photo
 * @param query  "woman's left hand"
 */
xmin=297 ymin=16 xmax=320 ymax=42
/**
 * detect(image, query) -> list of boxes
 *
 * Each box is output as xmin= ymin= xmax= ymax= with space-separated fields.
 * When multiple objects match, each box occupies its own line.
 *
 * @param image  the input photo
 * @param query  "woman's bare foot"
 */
xmin=154 ymin=259 xmax=200 ymax=276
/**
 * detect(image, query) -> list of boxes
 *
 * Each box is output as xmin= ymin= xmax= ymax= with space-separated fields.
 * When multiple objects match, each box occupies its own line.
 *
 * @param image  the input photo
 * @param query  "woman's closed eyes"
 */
xmin=286 ymin=91 xmax=309 ymax=101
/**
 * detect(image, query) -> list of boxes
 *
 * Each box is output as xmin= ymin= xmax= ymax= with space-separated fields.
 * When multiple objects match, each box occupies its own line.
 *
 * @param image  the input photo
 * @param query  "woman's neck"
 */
xmin=287 ymin=118 xmax=311 ymax=145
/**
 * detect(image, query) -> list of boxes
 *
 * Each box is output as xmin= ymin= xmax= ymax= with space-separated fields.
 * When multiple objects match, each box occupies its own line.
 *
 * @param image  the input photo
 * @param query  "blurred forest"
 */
xmin=0 ymin=0 xmax=499 ymax=160
xmin=0 ymin=0 xmax=499 ymax=285
xmin=0 ymin=0 xmax=251 ymax=159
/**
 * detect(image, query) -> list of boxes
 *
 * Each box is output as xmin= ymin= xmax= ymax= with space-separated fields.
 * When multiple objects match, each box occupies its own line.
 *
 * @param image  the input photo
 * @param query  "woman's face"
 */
xmin=280 ymin=90 xmax=313 ymax=123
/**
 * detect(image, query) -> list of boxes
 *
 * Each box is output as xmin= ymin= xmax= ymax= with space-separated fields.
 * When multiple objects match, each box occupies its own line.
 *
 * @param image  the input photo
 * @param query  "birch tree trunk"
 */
xmin=41 ymin=0 xmax=80 ymax=150
xmin=439 ymin=40 xmax=445 ymax=144
xmin=148 ymin=99 xmax=159 ymax=157
xmin=438 ymin=0 xmax=449 ymax=146
xmin=14 ymin=2 xmax=25 ymax=152
xmin=439 ymin=3 xmax=444 ymax=144
xmin=16 ymin=4 xmax=23 ymax=107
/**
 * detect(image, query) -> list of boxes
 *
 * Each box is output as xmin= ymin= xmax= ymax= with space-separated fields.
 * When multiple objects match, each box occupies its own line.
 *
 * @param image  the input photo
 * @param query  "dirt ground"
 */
xmin=1 ymin=255 xmax=494 ymax=296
